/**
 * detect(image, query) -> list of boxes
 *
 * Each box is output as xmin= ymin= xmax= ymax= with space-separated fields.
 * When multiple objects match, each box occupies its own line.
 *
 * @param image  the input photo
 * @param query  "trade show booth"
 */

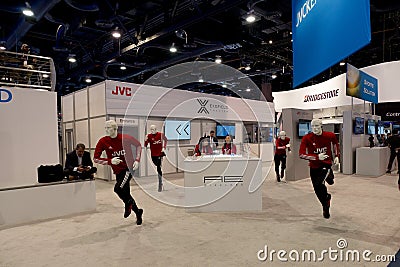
xmin=273 ymin=60 xmax=400 ymax=178
xmin=0 ymin=86 xmax=95 ymax=227
xmin=61 ymin=80 xmax=275 ymax=181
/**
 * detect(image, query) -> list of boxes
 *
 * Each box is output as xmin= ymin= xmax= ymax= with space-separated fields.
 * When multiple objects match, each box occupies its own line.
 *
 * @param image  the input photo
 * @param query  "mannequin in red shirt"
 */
xmin=299 ymin=119 xmax=340 ymax=219
xmin=274 ymin=131 xmax=291 ymax=182
xmin=94 ymin=120 xmax=143 ymax=225
xmin=144 ymin=125 xmax=168 ymax=192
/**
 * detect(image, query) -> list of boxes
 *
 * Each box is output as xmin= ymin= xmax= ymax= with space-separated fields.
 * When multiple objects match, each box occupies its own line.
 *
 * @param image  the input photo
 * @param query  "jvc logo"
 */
xmin=112 ymin=150 xmax=126 ymax=157
xmin=153 ymin=140 xmax=162 ymax=144
xmin=314 ymin=147 xmax=327 ymax=154
xmin=197 ymin=99 xmax=209 ymax=114
xmin=111 ymin=86 xmax=132 ymax=96
xmin=0 ymin=89 xmax=12 ymax=103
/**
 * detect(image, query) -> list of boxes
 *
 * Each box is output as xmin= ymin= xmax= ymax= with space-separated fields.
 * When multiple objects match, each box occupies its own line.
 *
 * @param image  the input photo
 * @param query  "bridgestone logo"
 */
xmin=304 ymin=89 xmax=339 ymax=102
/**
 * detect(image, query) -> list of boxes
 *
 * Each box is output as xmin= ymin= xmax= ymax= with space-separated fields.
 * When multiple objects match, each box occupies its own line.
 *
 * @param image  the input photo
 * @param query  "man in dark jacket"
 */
xmin=386 ymin=129 xmax=400 ymax=174
xmin=64 ymin=143 xmax=97 ymax=180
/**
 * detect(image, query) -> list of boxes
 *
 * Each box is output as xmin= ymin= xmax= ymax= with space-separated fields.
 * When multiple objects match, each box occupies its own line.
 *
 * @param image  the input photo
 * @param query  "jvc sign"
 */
xmin=0 ymin=89 xmax=12 ymax=103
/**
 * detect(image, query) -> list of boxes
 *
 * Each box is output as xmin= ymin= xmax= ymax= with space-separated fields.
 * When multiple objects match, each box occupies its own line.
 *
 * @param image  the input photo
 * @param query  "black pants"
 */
xmin=310 ymin=167 xmax=331 ymax=207
xmin=64 ymin=167 xmax=97 ymax=180
xmin=387 ymin=150 xmax=400 ymax=171
xmin=151 ymin=156 xmax=163 ymax=185
xmin=114 ymin=169 xmax=138 ymax=211
xmin=274 ymin=154 xmax=286 ymax=178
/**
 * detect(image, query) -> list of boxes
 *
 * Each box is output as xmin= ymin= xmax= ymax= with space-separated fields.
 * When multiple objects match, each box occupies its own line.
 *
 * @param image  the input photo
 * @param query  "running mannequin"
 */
xmin=144 ymin=125 xmax=168 ymax=192
xmin=94 ymin=120 xmax=143 ymax=225
xmin=274 ymin=131 xmax=291 ymax=182
xmin=299 ymin=119 xmax=340 ymax=219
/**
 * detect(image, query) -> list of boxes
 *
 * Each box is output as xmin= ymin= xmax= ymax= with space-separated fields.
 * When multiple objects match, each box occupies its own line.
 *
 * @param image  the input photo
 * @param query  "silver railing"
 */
xmin=0 ymin=50 xmax=56 ymax=91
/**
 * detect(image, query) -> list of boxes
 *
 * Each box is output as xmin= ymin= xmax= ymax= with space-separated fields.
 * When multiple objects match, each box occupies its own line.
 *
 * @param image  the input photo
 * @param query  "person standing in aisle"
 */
xmin=144 ymin=125 xmax=168 ymax=192
xmin=94 ymin=120 xmax=143 ymax=225
xmin=386 ymin=129 xmax=400 ymax=174
xmin=299 ymin=119 xmax=340 ymax=219
xmin=274 ymin=131 xmax=291 ymax=182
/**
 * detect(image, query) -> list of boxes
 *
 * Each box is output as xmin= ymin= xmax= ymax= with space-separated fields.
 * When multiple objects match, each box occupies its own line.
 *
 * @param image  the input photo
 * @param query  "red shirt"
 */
xmin=144 ymin=132 xmax=168 ymax=156
xmin=222 ymin=143 xmax=237 ymax=155
xmin=275 ymin=137 xmax=290 ymax=155
xmin=195 ymin=144 xmax=213 ymax=156
xmin=94 ymin=133 xmax=142 ymax=174
xmin=299 ymin=131 xmax=340 ymax=169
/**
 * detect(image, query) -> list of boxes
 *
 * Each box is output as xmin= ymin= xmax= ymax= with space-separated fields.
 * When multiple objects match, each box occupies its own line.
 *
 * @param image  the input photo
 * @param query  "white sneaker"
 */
xmin=281 ymin=179 xmax=287 ymax=183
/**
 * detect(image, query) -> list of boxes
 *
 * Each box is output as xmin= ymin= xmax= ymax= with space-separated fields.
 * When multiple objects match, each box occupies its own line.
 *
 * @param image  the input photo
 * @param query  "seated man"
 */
xmin=222 ymin=135 xmax=237 ymax=155
xmin=64 ymin=143 xmax=97 ymax=180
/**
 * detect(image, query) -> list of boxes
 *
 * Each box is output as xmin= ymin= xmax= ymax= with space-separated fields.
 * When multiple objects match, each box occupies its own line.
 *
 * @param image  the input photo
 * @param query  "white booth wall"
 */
xmin=62 ymin=80 xmax=275 ymax=180
xmin=0 ymin=87 xmax=59 ymax=188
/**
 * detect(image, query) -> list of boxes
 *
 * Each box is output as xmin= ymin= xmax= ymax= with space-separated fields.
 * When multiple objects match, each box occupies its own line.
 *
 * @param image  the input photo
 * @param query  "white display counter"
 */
xmin=0 ymin=180 xmax=96 ymax=227
xmin=183 ymin=155 xmax=262 ymax=212
xmin=356 ymin=147 xmax=390 ymax=177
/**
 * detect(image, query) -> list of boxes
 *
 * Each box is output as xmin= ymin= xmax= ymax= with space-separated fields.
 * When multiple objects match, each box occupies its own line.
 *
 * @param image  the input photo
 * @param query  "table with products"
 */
xmin=183 ymin=154 xmax=262 ymax=212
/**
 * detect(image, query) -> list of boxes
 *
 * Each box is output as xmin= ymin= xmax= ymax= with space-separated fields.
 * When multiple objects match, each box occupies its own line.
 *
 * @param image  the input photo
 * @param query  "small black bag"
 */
xmin=37 ymin=164 xmax=64 ymax=183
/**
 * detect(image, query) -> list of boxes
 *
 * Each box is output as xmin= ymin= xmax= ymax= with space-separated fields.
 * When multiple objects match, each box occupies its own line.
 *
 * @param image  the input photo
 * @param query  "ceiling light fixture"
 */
xmin=169 ymin=43 xmax=177 ymax=53
xmin=68 ymin=55 xmax=76 ymax=63
xmin=269 ymin=40 xmax=273 ymax=44
xmin=339 ymin=61 xmax=346 ymax=66
xmin=246 ymin=10 xmax=256 ymax=23
xmin=246 ymin=88 xmax=251 ymax=92
xmin=215 ymin=56 xmax=222 ymax=64
xmin=245 ymin=65 xmax=251 ymax=71
xmin=22 ymin=2 xmax=34 ymax=16
xmin=85 ymin=77 xmax=92 ymax=83
xmin=271 ymin=74 xmax=277 ymax=79
xmin=42 ymin=73 xmax=49 ymax=78
xmin=112 ymin=29 xmax=121 ymax=38
xmin=120 ymin=63 xmax=126 ymax=70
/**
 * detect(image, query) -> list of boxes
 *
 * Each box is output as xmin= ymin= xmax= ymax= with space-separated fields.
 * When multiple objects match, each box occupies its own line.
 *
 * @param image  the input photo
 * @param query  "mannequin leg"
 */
xmin=274 ymin=155 xmax=281 ymax=182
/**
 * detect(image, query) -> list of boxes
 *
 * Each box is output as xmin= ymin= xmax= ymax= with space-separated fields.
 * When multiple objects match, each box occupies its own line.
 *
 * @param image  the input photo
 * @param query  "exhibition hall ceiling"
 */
xmin=1 ymin=0 xmax=400 ymax=98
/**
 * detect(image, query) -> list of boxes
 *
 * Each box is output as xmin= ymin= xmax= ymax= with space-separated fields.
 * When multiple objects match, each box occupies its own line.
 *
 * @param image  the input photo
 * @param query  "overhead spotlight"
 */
xmin=0 ymin=42 xmax=6 ymax=50
xmin=340 ymin=61 xmax=346 ymax=66
xmin=120 ymin=63 xmax=127 ymax=70
xmin=85 ymin=77 xmax=92 ymax=83
xmin=271 ymin=74 xmax=277 ymax=79
xmin=215 ymin=56 xmax=222 ymax=64
xmin=269 ymin=40 xmax=273 ymax=44
xmin=246 ymin=11 xmax=256 ymax=23
xmin=244 ymin=65 xmax=251 ymax=71
xmin=68 ymin=55 xmax=76 ymax=63
xmin=169 ymin=43 xmax=177 ymax=53
xmin=222 ymin=84 xmax=227 ymax=88
xmin=42 ymin=73 xmax=49 ymax=78
xmin=111 ymin=29 xmax=121 ymax=38
xmin=198 ymin=76 xmax=204 ymax=82
xmin=246 ymin=88 xmax=251 ymax=92
xmin=22 ymin=2 xmax=34 ymax=16
xmin=290 ymin=31 xmax=292 ymax=35
xmin=238 ymin=89 xmax=242 ymax=92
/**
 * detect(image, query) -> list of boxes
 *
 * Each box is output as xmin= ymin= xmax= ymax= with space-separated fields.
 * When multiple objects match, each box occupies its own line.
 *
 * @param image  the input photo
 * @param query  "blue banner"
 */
xmin=346 ymin=64 xmax=378 ymax=104
xmin=292 ymin=0 xmax=371 ymax=87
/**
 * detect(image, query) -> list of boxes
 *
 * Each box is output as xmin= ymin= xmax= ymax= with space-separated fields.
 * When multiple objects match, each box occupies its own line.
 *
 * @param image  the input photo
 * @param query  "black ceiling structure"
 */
xmin=1 ymin=0 xmax=400 ymax=98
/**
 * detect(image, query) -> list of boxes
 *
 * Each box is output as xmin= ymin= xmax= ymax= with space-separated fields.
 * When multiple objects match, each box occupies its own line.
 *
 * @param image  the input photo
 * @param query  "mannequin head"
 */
xmin=225 ymin=135 xmax=232 ymax=144
xmin=105 ymin=120 xmax=118 ymax=138
xmin=150 ymin=125 xmax=157 ymax=134
xmin=311 ymin=119 xmax=323 ymax=135
xmin=279 ymin=131 xmax=286 ymax=140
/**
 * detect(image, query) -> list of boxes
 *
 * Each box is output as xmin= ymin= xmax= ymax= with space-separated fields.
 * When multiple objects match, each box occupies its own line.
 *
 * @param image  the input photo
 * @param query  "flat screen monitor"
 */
xmin=298 ymin=120 xmax=311 ymax=137
xmin=367 ymin=119 xmax=376 ymax=135
xmin=353 ymin=117 xmax=364 ymax=135
xmin=164 ymin=120 xmax=191 ymax=140
xmin=377 ymin=121 xmax=384 ymax=135
xmin=216 ymin=124 xmax=235 ymax=138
